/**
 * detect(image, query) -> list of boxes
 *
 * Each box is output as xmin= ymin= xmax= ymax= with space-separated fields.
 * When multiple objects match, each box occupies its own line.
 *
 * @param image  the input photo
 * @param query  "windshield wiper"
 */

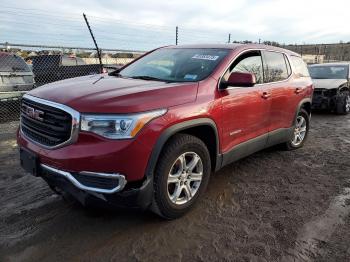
xmin=130 ymin=75 xmax=170 ymax=82
xmin=109 ymin=70 xmax=123 ymax=77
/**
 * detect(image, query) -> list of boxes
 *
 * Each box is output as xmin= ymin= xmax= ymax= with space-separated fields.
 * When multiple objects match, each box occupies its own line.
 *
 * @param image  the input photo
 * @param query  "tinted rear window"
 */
xmin=263 ymin=51 xmax=290 ymax=82
xmin=291 ymin=56 xmax=310 ymax=77
xmin=0 ymin=54 xmax=30 ymax=72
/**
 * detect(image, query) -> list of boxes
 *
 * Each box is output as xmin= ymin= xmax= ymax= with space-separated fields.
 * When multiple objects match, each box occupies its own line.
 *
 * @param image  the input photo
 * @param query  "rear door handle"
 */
xmin=295 ymin=87 xmax=303 ymax=94
xmin=261 ymin=91 xmax=271 ymax=99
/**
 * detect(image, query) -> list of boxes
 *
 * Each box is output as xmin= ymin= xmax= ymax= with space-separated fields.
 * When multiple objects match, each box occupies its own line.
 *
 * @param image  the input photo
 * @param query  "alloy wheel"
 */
xmin=167 ymin=152 xmax=203 ymax=205
xmin=291 ymin=115 xmax=307 ymax=146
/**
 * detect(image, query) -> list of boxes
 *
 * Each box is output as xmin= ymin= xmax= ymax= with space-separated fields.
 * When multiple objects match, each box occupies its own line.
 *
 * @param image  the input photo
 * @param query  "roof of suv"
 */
xmin=165 ymin=43 xmax=300 ymax=56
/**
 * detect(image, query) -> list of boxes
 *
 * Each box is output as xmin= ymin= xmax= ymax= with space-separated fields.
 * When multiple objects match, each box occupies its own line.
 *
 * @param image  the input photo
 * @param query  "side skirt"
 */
xmin=220 ymin=127 xmax=294 ymax=168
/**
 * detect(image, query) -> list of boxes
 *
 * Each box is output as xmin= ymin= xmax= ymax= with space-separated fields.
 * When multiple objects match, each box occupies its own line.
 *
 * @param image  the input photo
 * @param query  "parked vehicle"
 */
xmin=0 ymin=52 xmax=35 ymax=102
xmin=18 ymin=44 xmax=313 ymax=219
xmin=32 ymin=54 xmax=102 ymax=86
xmin=309 ymin=63 xmax=350 ymax=114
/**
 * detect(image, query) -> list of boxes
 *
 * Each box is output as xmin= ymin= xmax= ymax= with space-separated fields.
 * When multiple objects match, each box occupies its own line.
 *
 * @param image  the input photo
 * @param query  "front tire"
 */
xmin=151 ymin=134 xmax=211 ymax=219
xmin=284 ymin=109 xmax=310 ymax=150
xmin=336 ymin=91 xmax=350 ymax=115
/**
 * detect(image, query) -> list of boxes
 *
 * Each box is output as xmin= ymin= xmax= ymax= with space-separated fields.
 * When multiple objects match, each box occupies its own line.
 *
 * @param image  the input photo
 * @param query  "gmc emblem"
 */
xmin=23 ymin=104 xmax=44 ymax=121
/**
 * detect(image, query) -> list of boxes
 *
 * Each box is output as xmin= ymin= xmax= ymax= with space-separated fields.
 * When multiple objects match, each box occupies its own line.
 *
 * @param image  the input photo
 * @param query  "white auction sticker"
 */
xmin=192 ymin=54 xmax=219 ymax=61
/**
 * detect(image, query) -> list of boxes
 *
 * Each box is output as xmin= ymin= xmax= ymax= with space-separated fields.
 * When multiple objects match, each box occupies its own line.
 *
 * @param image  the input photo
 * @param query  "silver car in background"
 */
xmin=309 ymin=63 xmax=350 ymax=114
xmin=0 ymin=52 xmax=35 ymax=102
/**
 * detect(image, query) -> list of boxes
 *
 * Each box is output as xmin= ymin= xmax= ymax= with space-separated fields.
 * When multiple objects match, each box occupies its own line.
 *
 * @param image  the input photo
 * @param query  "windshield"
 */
xmin=309 ymin=65 xmax=348 ymax=79
xmin=118 ymin=48 xmax=230 ymax=82
xmin=0 ymin=54 xmax=30 ymax=72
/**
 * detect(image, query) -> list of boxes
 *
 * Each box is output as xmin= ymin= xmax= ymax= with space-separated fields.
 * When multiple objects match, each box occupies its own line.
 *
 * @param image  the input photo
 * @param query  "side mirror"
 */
xmin=221 ymin=72 xmax=256 ymax=89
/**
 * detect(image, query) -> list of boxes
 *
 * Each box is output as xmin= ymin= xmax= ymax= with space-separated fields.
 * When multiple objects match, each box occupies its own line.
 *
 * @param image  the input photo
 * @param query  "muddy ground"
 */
xmin=0 ymin=113 xmax=349 ymax=262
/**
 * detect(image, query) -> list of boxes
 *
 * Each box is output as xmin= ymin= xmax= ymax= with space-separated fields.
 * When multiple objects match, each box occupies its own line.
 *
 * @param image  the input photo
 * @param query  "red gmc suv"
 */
xmin=18 ymin=44 xmax=313 ymax=219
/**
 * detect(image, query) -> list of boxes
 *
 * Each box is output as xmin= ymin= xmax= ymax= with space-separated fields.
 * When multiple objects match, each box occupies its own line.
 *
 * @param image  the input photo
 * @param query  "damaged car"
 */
xmin=309 ymin=63 xmax=350 ymax=114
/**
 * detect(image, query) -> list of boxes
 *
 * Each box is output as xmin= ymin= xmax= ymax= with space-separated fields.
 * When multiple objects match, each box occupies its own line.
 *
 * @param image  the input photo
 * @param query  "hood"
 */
xmin=312 ymin=78 xmax=348 ymax=90
xmin=29 ymin=74 xmax=198 ymax=113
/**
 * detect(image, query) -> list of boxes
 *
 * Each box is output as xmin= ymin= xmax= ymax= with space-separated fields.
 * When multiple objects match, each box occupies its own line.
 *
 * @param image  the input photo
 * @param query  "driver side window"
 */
xmin=223 ymin=51 xmax=263 ymax=84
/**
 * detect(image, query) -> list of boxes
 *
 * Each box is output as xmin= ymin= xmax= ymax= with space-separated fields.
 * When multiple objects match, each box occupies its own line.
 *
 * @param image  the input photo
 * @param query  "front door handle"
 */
xmin=261 ymin=91 xmax=271 ymax=99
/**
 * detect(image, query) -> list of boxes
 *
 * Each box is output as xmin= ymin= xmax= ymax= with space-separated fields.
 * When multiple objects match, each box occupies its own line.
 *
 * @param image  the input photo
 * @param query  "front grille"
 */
xmin=314 ymin=89 xmax=337 ymax=97
xmin=21 ymin=98 xmax=72 ymax=147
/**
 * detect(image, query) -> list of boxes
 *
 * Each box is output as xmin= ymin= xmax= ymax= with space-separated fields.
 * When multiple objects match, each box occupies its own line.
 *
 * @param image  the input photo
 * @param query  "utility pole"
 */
xmin=228 ymin=34 xmax=231 ymax=43
xmin=175 ymin=26 xmax=178 ymax=45
xmin=259 ymin=38 xmax=261 ymax=44
xmin=83 ymin=13 xmax=103 ymax=73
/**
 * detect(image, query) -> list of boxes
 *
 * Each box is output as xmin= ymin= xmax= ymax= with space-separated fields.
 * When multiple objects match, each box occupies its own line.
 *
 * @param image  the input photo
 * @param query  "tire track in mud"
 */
xmin=283 ymin=182 xmax=350 ymax=261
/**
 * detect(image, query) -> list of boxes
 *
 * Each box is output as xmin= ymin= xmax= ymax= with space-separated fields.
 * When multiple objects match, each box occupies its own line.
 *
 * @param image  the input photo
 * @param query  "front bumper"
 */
xmin=17 ymin=130 xmax=153 ymax=182
xmin=17 ymin=128 xmax=156 ymax=209
xmin=18 ymin=132 xmax=155 ymax=209
xmin=39 ymin=163 xmax=154 ymax=209
xmin=41 ymin=164 xmax=127 ymax=194
xmin=312 ymin=89 xmax=337 ymax=110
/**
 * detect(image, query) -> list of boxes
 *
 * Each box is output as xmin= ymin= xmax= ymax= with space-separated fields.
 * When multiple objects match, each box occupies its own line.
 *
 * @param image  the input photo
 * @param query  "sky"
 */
xmin=1 ymin=0 xmax=350 ymax=51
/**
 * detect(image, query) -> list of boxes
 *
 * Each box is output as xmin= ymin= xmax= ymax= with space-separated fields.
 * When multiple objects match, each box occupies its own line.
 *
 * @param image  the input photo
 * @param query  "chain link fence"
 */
xmin=0 ymin=43 xmax=143 ymax=123
xmin=1 ymin=41 xmax=350 ymax=124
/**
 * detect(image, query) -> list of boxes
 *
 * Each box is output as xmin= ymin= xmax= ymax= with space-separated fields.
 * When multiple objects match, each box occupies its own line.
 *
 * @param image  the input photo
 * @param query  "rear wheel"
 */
xmin=284 ymin=109 xmax=310 ymax=150
xmin=151 ymin=134 xmax=211 ymax=219
xmin=336 ymin=91 xmax=350 ymax=115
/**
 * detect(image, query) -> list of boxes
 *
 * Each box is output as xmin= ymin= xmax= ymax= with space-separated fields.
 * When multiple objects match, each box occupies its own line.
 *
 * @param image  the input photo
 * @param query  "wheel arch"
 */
xmin=145 ymin=118 xmax=221 ymax=179
xmin=295 ymin=98 xmax=312 ymax=123
xmin=300 ymin=99 xmax=312 ymax=115
xmin=339 ymin=85 xmax=350 ymax=93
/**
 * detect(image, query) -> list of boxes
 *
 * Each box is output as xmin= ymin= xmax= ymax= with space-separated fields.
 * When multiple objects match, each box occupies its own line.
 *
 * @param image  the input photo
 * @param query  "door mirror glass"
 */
xmin=222 ymin=72 xmax=256 ymax=88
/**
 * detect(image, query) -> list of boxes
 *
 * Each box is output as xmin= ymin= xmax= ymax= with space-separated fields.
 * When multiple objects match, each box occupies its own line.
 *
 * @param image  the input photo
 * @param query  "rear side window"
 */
xmin=290 ymin=56 xmax=310 ymax=77
xmin=263 ymin=51 xmax=290 ymax=82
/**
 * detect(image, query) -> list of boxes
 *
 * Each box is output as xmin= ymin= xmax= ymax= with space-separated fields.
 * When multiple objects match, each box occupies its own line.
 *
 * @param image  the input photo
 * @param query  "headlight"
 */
xmin=80 ymin=109 xmax=167 ymax=139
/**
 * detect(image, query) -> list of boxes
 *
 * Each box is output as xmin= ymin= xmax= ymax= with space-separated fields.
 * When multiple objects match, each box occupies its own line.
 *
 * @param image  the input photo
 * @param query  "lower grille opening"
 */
xmin=71 ymin=173 xmax=120 ymax=190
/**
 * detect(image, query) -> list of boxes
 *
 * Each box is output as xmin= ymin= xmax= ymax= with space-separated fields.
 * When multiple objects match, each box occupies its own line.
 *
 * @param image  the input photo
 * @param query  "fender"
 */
xmin=294 ymin=97 xmax=312 ymax=123
xmin=144 ymin=118 xmax=221 ymax=178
